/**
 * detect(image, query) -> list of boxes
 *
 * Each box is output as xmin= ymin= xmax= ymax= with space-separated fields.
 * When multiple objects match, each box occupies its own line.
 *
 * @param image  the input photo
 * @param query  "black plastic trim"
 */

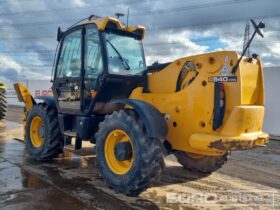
xmin=147 ymin=62 xmax=171 ymax=73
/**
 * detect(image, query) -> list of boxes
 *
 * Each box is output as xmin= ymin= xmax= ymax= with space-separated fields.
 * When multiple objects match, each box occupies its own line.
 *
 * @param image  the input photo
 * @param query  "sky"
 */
xmin=0 ymin=0 xmax=279 ymax=82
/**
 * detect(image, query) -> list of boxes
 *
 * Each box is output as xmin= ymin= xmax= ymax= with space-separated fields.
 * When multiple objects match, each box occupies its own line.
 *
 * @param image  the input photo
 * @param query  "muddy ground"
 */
xmin=0 ymin=106 xmax=279 ymax=210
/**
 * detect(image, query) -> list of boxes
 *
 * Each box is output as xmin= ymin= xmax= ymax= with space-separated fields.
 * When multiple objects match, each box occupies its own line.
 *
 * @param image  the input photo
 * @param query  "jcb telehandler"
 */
xmin=0 ymin=83 xmax=7 ymax=120
xmin=14 ymin=16 xmax=268 ymax=195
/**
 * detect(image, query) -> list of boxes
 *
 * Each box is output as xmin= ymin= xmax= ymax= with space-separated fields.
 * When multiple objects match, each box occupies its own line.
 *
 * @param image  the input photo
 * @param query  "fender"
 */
xmin=35 ymin=96 xmax=56 ymax=110
xmin=112 ymin=99 xmax=168 ymax=139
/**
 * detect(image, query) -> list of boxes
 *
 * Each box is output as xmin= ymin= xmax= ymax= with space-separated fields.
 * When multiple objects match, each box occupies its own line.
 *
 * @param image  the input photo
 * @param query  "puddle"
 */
xmin=0 ymin=136 xmax=158 ymax=210
xmin=0 ymin=158 xmax=88 ymax=210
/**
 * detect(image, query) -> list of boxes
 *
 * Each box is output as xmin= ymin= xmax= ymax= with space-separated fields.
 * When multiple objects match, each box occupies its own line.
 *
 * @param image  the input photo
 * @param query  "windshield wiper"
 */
xmin=106 ymin=39 xmax=130 ymax=70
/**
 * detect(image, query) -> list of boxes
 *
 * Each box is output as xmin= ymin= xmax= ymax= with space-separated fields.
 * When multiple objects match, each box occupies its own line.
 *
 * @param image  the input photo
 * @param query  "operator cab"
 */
xmin=52 ymin=16 xmax=146 ymax=116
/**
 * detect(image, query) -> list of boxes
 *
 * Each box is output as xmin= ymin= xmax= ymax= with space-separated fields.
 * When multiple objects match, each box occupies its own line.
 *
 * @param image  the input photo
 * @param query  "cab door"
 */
xmin=53 ymin=25 xmax=104 ymax=115
xmin=53 ymin=27 xmax=83 ymax=114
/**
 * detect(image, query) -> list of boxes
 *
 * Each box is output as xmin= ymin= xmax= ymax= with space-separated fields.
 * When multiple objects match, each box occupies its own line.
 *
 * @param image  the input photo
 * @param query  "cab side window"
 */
xmin=56 ymin=30 xmax=82 ymax=78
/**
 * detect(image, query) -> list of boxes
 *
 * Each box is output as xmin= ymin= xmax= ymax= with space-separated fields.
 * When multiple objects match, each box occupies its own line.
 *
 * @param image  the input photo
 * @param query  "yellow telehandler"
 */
xmin=14 ymin=16 xmax=268 ymax=195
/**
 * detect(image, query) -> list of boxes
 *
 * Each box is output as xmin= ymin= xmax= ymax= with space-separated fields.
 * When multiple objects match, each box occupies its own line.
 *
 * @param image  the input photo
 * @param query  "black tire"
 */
xmin=0 ymin=91 xmax=7 ymax=120
xmin=174 ymin=151 xmax=230 ymax=174
xmin=26 ymin=103 xmax=63 ymax=160
xmin=95 ymin=110 xmax=165 ymax=196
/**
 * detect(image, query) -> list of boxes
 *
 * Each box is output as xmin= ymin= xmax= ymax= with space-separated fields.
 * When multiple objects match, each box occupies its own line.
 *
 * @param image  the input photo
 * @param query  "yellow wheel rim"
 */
xmin=30 ymin=116 xmax=44 ymax=148
xmin=104 ymin=129 xmax=133 ymax=175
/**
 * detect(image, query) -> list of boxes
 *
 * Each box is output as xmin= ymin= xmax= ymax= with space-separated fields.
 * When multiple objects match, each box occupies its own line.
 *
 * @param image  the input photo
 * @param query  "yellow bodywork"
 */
xmin=80 ymin=16 xmax=146 ymax=39
xmin=14 ymin=83 xmax=35 ymax=141
xmin=14 ymin=83 xmax=35 ymax=111
xmin=129 ymin=51 xmax=268 ymax=156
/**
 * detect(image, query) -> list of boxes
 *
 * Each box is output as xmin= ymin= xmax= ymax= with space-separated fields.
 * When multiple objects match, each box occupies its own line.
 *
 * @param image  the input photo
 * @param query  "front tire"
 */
xmin=26 ymin=103 xmax=63 ymax=160
xmin=95 ymin=110 xmax=165 ymax=196
xmin=174 ymin=151 xmax=229 ymax=174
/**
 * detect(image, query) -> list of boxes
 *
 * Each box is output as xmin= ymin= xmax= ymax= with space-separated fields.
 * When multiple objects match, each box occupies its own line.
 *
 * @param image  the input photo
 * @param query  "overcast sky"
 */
xmin=0 ymin=0 xmax=279 ymax=82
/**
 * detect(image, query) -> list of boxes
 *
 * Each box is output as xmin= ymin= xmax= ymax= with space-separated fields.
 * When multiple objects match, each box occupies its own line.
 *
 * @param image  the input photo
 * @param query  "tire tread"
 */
xmin=175 ymin=151 xmax=230 ymax=174
xmin=95 ymin=110 xmax=165 ymax=196
xmin=26 ymin=103 xmax=63 ymax=160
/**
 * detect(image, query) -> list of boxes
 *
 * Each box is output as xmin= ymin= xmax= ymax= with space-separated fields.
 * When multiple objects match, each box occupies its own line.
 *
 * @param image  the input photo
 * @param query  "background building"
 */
xmin=263 ymin=66 xmax=280 ymax=136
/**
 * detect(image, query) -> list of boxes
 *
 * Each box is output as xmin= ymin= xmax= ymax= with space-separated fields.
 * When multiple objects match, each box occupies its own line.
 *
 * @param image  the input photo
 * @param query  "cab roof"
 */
xmin=77 ymin=16 xmax=146 ymax=40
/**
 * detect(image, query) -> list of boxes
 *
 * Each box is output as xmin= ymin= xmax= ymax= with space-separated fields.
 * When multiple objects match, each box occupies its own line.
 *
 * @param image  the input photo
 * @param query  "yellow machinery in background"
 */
xmin=14 ymin=16 xmax=268 ymax=196
xmin=0 ymin=83 xmax=7 ymax=121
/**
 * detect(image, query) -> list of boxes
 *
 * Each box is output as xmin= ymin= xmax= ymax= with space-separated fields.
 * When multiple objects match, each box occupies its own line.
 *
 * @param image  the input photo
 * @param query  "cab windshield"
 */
xmin=105 ymin=31 xmax=146 ymax=76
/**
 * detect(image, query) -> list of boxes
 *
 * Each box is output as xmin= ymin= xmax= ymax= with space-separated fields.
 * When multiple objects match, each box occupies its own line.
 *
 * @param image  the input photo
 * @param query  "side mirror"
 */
xmin=57 ymin=27 xmax=63 ymax=42
xmin=250 ymin=19 xmax=265 ymax=38
xmin=231 ymin=19 xmax=266 ymax=74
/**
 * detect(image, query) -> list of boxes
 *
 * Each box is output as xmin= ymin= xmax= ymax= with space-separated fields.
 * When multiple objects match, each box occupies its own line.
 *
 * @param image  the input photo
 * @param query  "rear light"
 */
xmin=213 ymin=82 xmax=226 ymax=130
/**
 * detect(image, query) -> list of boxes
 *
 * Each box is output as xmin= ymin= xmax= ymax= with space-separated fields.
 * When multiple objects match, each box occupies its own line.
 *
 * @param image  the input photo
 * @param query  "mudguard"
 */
xmin=111 ymin=99 xmax=168 ymax=139
xmin=35 ymin=96 xmax=56 ymax=110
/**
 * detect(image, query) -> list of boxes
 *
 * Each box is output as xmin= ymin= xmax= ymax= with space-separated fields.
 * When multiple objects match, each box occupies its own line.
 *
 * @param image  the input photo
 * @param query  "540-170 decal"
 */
xmin=208 ymin=76 xmax=237 ymax=83
xmin=208 ymin=56 xmax=238 ymax=83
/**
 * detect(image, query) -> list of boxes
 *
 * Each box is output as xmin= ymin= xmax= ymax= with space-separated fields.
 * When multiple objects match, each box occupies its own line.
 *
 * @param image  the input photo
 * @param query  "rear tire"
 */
xmin=0 ymin=91 xmax=7 ymax=120
xmin=26 ymin=103 xmax=63 ymax=160
xmin=95 ymin=110 xmax=165 ymax=196
xmin=174 ymin=151 xmax=229 ymax=174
